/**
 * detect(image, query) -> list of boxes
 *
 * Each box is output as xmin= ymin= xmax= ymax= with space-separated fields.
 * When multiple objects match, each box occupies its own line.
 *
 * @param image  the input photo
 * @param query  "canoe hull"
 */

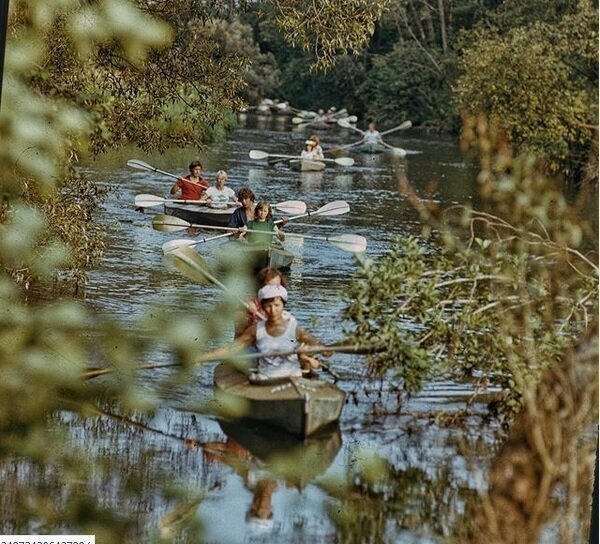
xmin=289 ymin=159 xmax=326 ymax=172
xmin=165 ymin=203 xmax=234 ymax=227
xmin=218 ymin=240 xmax=295 ymax=272
xmin=214 ymin=363 xmax=345 ymax=437
xmin=356 ymin=143 xmax=386 ymax=154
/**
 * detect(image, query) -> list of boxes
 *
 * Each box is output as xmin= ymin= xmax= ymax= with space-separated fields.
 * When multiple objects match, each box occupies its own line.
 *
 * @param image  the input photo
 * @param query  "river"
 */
xmin=44 ymin=114 xmax=591 ymax=542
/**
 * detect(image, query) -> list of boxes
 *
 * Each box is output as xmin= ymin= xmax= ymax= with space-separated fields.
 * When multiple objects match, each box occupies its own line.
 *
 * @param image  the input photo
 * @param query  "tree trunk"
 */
xmin=463 ymin=323 xmax=598 ymax=543
xmin=437 ymin=0 xmax=448 ymax=54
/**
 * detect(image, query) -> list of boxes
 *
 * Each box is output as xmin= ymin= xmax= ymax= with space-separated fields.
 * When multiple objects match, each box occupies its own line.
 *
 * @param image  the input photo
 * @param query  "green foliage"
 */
xmin=358 ymin=42 xmax=458 ymax=130
xmin=268 ymin=0 xmax=393 ymax=69
xmin=204 ymin=16 xmax=280 ymax=105
xmin=278 ymin=55 xmax=368 ymax=111
xmin=343 ymin=115 xmax=598 ymax=416
xmin=455 ymin=1 xmax=598 ymax=178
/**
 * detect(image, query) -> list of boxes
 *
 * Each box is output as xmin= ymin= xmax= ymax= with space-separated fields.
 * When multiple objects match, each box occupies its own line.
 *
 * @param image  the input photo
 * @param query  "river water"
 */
xmin=47 ymin=114 xmax=587 ymax=542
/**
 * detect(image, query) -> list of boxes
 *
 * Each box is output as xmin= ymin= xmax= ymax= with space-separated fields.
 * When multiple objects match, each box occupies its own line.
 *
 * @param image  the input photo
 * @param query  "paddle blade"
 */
xmin=334 ymin=157 xmax=354 ymax=167
xmin=313 ymin=200 xmax=350 ymax=217
xmin=134 ymin=194 xmax=165 ymax=208
xmin=337 ymin=119 xmax=351 ymax=128
xmin=152 ymin=214 xmax=191 ymax=232
xmin=330 ymin=234 xmax=367 ymax=253
xmin=389 ymin=147 xmax=407 ymax=158
xmin=127 ymin=159 xmax=154 ymax=171
xmin=249 ymin=150 xmax=269 ymax=160
xmin=380 ymin=120 xmax=412 ymax=136
xmin=273 ymin=200 xmax=307 ymax=215
xmin=292 ymin=117 xmax=306 ymax=124
xmin=345 ymin=115 xmax=358 ymax=123
xmin=162 ymin=238 xmax=197 ymax=254
xmin=171 ymin=246 xmax=212 ymax=284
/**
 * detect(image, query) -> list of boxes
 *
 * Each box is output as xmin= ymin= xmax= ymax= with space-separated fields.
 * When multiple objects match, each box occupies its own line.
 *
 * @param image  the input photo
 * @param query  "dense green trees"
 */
xmin=246 ymin=0 xmax=598 ymax=180
xmin=455 ymin=1 xmax=598 ymax=178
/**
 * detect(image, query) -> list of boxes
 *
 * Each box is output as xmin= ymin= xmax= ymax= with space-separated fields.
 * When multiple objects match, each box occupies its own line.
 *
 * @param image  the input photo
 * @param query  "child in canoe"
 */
xmin=234 ymin=267 xmax=287 ymax=338
xmin=170 ymin=160 xmax=209 ymax=200
xmin=239 ymin=201 xmax=285 ymax=246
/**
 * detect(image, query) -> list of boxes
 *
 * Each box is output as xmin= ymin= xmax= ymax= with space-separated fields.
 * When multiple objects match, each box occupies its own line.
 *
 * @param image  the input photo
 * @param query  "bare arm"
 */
xmin=274 ymin=225 xmax=285 ymax=241
xmin=296 ymin=326 xmax=331 ymax=356
xmin=203 ymin=324 xmax=257 ymax=360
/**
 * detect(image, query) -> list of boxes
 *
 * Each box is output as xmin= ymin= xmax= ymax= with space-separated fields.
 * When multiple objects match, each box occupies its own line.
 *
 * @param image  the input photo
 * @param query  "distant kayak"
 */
xmin=289 ymin=159 xmax=326 ymax=172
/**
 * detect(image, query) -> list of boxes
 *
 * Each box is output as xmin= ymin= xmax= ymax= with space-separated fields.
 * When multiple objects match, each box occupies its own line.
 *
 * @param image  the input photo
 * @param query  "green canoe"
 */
xmin=218 ymin=239 xmax=295 ymax=273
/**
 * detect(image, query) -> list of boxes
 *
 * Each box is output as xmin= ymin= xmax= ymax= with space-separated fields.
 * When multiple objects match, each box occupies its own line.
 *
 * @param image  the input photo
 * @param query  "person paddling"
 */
xmin=228 ymin=187 xmax=256 ymax=228
xmin=170 ymin=160 xmax=209 ymax=200
xmin=205 ymin=170 xmax=238 ymax=207
xmin=234 ymin=267 xmax=288 ymax=338
xmin=308 ymin=135 xmax=324 ymax=159
xmin=239 ymin=201 xmax=285 ymax=245
xmin=235 ymin=285 xmax=330 ymax=381
xmin=361 ymin=121 xmax=383 ymax=146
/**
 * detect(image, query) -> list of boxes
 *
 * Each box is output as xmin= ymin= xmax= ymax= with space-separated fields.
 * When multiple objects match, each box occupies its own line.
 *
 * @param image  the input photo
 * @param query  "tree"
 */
xmin=455 ymin=1 xmax=598 ymax=179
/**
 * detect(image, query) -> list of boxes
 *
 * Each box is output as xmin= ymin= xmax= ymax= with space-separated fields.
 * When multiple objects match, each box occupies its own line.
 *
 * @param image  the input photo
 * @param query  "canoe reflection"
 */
xmin=201 ymin=420 xmax=342 ymax=526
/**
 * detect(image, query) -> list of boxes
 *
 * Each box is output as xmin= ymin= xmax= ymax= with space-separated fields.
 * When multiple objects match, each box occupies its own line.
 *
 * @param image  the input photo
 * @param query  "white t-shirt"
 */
xmin=256 ymin=315 xmax=302 ymax=378
xmin=205 ymin=186 xmax=235 ymax=203
xmin=363 ymin=130 xmax=381 ymax=145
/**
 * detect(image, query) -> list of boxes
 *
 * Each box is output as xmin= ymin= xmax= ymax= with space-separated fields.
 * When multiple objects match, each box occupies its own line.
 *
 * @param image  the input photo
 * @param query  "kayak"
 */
xmin=218 ymin=239 xmax=295 ymax=273
xmin=213 ymin=363 xmax=345 ymax=437
xmin=165 ymin=202 xmax=235 ymax=227
xmin=355 ymin=143 xmax=386 ymax=154
xmin=289 ymin=159 xmax=326 ymax=172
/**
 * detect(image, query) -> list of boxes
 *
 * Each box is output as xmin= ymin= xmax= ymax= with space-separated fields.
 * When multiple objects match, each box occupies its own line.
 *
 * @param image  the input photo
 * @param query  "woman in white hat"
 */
xmin=231 ymin=284 xmax=329 ymax=380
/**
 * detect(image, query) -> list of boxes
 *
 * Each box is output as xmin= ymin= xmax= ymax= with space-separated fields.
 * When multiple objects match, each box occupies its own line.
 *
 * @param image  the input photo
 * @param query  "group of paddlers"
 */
xmin=171 ymin=160 xmax=285 ymax=245
xmin=299 ymin=122 xmax=383 ymax=159
xmin=172 ymin=161 xmax=329 ymax=381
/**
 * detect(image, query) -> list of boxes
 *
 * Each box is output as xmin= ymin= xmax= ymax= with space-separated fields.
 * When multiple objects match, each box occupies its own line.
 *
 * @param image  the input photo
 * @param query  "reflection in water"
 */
xmin=358 ymin=151 xmax=385 ymax=168
xmin=332 ymin=173 xmax=354 ymax=189
xmin=201 ymin=420 xmax=342 ymax=536
xmin=299 ymin=170 xmax=324 ymax=188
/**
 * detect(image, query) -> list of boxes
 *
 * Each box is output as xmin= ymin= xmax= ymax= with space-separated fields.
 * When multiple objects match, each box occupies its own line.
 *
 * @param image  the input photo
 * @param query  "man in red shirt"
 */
xmin=170 ymin=160 xmax=209 ymax=200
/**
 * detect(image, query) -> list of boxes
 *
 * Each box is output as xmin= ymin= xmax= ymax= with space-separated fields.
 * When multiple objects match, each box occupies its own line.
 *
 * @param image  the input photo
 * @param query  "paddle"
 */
xmin=380 ymin=120 xmax=412 ymax=136
xmin=292 ymin=116 xmax=311 ymax=124
xmin=249 ymin=150 xmax=354 ymax=167
xmin=158 ymin=221 xmax=366 ymax=253
xmin=381 ymin=141 xmax=407 ymax=158
xmin=128 ymin=159 xmax=183 ymax=180
xmin=286 ymin=107 xmax=318 ymax=118
xmin=330 ymin=108 xmax=348 ymax=118
xmin=169 ymin=246 xmax=266 ymax=318
xmin=82 ymin=342 xmax=384 ymax=379
xmin=135 ymin=194 xmax=209 ymax=208
xmin=337 ymin=119 xmax=364 ymax=135
xmin=161 ymin=199 xmax=350 ymax=254
xmin=337 ymin=120 xmax=409 ymax=156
